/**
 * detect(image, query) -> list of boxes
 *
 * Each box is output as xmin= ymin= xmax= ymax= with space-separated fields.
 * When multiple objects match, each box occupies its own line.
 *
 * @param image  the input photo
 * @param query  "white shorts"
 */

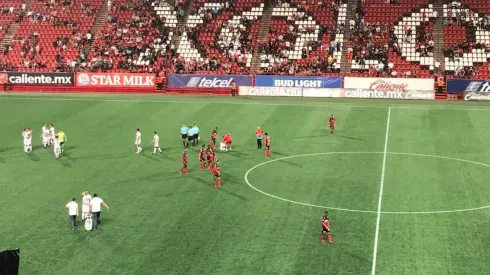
xmin=54 ymin=147 xmax=61 ymax=155
xmin=24 ymin=140 xmax=30 ymax=146
xmin=154 ymin=143 xmax=159 ymax=148
xmin=135 ymin=141 xmax=141 ymax=146
xmin=82 ymin=206 xmax=90 ymax=213
xmin=43 ymin=137 xmax=50 ymax=144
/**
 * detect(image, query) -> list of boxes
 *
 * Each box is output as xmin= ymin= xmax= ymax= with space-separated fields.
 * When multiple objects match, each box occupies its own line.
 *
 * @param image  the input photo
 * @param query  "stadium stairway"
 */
xmin=340 ymin=0 xmax=357 ymax=74
xmin=86 ymin=0 xmax=110 ymax=54
xmin=173 ymin=0 xmax=195 ymax=49
xmin=432 ymin=0 xmax=447 ymax=99
xmin=0 ymin=0 xmax=35 ymax=55
xmin=250 ymin=0 xmax=273 ymax=74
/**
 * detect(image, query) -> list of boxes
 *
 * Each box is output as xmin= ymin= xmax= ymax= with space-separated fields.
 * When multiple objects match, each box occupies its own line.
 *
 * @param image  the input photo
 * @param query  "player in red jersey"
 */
xmin=222 ymin=133 xmax=232 ymax=151
xmin=199 ymin=145 xmax=207 ymax=170
xmin=213 ymin=163 xmax=221 ymax=188
xmin=207 ymin=147 xmax=215 ymax=172
xmin=264 ymin=133 xmax=271 ymax=157
xmin=179 ymin=148 xmax=189 ymax=175
xmin=329 ymin=115 xmax=335 ymax=135
xmin=320 ymin=211 xmax=333 ymax=244
xmin=211 ymin=127 xmax=218 ymax=150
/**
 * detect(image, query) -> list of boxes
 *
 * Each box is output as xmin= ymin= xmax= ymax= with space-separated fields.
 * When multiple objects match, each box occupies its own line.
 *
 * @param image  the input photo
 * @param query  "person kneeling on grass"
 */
xmin=222 ymin=134 xmax=232 ymax=151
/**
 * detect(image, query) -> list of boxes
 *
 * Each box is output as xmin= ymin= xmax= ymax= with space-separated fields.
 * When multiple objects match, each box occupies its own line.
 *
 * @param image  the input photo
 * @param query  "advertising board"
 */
xmin=344 ymin=77 xmax=434 ymax=92
xmin=5 ymin=72 xmax=74 ymax=86
xmin=255 ymin=75 xmax=342 ymax=88
xmin=168 ymin=74 xmax=252 ymax=88
xmin=76 ymin=73 xmax=155 ymax=87
xmin=238 ymin=86 xmax=302 ymax=97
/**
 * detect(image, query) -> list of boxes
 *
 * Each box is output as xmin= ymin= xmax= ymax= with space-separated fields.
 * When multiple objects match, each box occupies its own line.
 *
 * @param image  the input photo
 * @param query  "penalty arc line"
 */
xmin=243 ymin=151 xmax=490 ymax=214
xmin=371 ymin=107 xmax=391 ymax=275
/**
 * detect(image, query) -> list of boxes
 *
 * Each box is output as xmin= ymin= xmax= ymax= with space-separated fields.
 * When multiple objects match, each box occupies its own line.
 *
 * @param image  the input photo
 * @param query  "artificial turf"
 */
xmin=1 ymin=93 xmax=490 ymax=275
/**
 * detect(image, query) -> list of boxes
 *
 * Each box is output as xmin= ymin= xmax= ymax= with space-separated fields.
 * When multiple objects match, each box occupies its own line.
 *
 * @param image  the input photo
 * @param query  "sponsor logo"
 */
xmin=273 ymin=79 xmax=323 ymax=88
xmin=464 ymin=92 xmax=490 ymax=101
xmin=344 ymin=89 xmax=434 ymax=100
xmin=240 ymin=86 xmax=302 ymax=96
xmin=8 ymin=73 xmax=73 ymax=85
xmin=76 ymin=73 xmax=155 ymax=86
xmin=464 ymin=81 xmax=490 ymax=92
xmin=369 ymin=79 xmax=408 ymax=91
xmin=186 ymin=77 xmax=234 ymax=88
xmin=77 ymin=73 xmax=90 ymax=85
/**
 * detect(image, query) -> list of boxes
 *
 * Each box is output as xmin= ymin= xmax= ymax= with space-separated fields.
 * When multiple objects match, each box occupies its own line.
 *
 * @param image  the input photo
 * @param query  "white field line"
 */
xmin=1 ymin=95 xmax=490 ymax=111
xmin=371 ymin=107 xmax=391 ymax=275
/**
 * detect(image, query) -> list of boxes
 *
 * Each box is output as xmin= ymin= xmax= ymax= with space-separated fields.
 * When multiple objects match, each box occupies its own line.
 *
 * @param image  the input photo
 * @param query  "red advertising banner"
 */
xmin=75 ymin=73 xmax=155 ymax=87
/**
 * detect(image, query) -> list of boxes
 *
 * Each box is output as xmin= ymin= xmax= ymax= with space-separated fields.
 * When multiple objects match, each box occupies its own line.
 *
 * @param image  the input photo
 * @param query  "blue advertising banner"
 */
xmin=255 ymin=75 xmax=342 ymax=88
xmin=446 ymin=79 xmax=490 ymax=93
xmin=168 ymin=74 xmax=252 ymax=88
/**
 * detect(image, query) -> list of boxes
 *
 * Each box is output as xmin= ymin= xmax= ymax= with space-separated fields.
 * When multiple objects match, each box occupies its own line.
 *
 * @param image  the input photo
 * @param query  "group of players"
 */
xmin=22 ymin=124 xmax=67 ymax=159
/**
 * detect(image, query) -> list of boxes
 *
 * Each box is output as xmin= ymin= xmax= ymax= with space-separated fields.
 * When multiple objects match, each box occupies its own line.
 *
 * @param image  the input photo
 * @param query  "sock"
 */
xmin=196 ymin=139 xmax=199 ymax=145
xmin=158 ymin=147 xmax=162 ymax=153
xmin=327 ymin=233 xmax=333 ymax=244
xmin=213 ymin=179 xmax=217 ymax=187
xmin=29 ymin=145 xmax=32 ymax=151
xmin=217 ymin=179 xmax=221 ymax=188
xmin=184 ymin=167 xmax=188 ymax=174
xmin=200 ymin=163 xmax=203 ymax=170
xmin=153 ymin=147 xmax=157 ymax=154
xmin=320 ymin=234 xmax=325 ymax=242
xmin=183 ymin=141 xmax=186 ymax=147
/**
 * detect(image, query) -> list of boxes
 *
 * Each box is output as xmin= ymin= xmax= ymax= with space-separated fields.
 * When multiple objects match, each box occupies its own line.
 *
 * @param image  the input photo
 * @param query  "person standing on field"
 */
xmin=255 ymin=127 xmax=263 ymax=149
xmin=65 ymin=197 xmax=79 ymax=231
xmin=231 ymin=80 xmax=237 ymax=96
xmin=90 ymin=193 xmax=110 ymax=229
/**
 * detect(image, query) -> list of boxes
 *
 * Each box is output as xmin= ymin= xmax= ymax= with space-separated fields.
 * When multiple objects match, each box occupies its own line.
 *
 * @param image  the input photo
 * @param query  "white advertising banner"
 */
xmin=238 ymin=86 xmax=302 ymax=97
xmin=344 ymin=77 xmax=434 ymax=91
xmin=302 ymin=88 xmax=343 ymax=98
xmin=343 ymin=88 xmax=435 ymax=100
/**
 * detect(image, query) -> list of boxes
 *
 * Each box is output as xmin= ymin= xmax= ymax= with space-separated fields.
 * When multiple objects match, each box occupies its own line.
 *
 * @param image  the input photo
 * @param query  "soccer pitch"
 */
xmin=1 ymin=93 xmax=490 ymax=275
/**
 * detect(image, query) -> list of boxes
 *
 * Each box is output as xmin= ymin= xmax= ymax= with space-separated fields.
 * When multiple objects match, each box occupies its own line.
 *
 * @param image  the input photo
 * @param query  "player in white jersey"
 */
xmin=81 ymin=191 xmax=92 ymax=221
xmin=152 ymin=131 xmax=162 ymax=154
xmin=22 ymin=128 xmax=31 ymax=153
xmin=42 ymin=124 xmax=50 ymax=148
xmin=53 ymin=135 xmax=61 ymax=159
xmin=135 ymin=128 xmax=142 ymax=153
xmin=49 ymin=124 xmax=55 ymax=146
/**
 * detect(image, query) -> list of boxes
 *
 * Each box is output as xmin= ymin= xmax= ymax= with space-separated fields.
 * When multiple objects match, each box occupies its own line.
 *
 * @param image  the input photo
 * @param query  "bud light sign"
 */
xmin=255 ymin=75 xmax=342 ymax=88
xmin=168 ymin=74 xmax=252 ymax=88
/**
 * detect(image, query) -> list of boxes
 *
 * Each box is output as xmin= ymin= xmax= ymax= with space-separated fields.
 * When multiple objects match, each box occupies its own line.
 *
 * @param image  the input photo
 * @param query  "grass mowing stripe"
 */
xmin=2 ymin=95 xmax=490 ymax=111
xmin=371 ymin=107 xmax=391 ymax=275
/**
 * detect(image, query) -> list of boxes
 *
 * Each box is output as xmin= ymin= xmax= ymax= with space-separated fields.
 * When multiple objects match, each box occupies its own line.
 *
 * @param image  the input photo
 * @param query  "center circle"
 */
xmin=244 ymin=152 xmax=490 ymax=214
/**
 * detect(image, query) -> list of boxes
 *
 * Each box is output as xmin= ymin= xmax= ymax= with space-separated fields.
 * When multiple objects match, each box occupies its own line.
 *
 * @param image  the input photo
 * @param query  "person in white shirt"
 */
xmin=152 ymin=131 xmax=162 ymax=154
xmin=81 ymin=191 xmax=92 ymax=221
xmin=49 ymin=124 xmax=55 ymax=146
xmin=22 ymin=128 xmax=32 ymax=153
xmin=42 ymin=123 xmax=50 ymax=148
xmin=53 ymin=135 xmax=61 ymax=159
xmin=90 ymin=193 xmax=109 ymax=229
xmin=135 ymin=128 xmax=142 ymax=153
xmin=65 ymin=197 xmax=79 ymax=230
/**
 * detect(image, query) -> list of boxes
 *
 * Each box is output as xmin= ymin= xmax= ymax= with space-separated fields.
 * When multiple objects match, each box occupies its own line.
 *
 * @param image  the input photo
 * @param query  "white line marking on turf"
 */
xmin=1 ymin=95 xmax=490 ymax=111
xmin=371 ymin=107 xmax=391 ymax=275
xmin=244 ymin=152 xmax=490 ymax=214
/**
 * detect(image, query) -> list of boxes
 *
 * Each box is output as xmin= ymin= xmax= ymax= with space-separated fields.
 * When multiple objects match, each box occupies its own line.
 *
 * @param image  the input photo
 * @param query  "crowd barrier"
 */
xmin=446 ymin=78 xmax=490 ymax=101
xmin=238 ymin=86 xmax=435 ymax=100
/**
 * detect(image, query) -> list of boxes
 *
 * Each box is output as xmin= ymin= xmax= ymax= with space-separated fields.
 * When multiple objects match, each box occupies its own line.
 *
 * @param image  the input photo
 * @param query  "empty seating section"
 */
xmin=258 ymin=2 xmax=345 ymax=75
xmin=152 ymin=0 xmax=179 ymax=27
xmin=173 ymin=0 xmax=262 ymax=74
xmin=0 ymin=0 xmax=24 ymax=41
xmin=443 ymin=1 xmax=490 ymax=78
xmin=3 ymin=0 xmax=103 ymax=71
xmin=89 ymin=0 xmax=173 ymax=73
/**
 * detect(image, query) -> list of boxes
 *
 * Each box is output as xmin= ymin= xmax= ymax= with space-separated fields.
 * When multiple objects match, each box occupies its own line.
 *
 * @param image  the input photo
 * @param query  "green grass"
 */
xmin=1 ymin=93 xmax=490 ymax=275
